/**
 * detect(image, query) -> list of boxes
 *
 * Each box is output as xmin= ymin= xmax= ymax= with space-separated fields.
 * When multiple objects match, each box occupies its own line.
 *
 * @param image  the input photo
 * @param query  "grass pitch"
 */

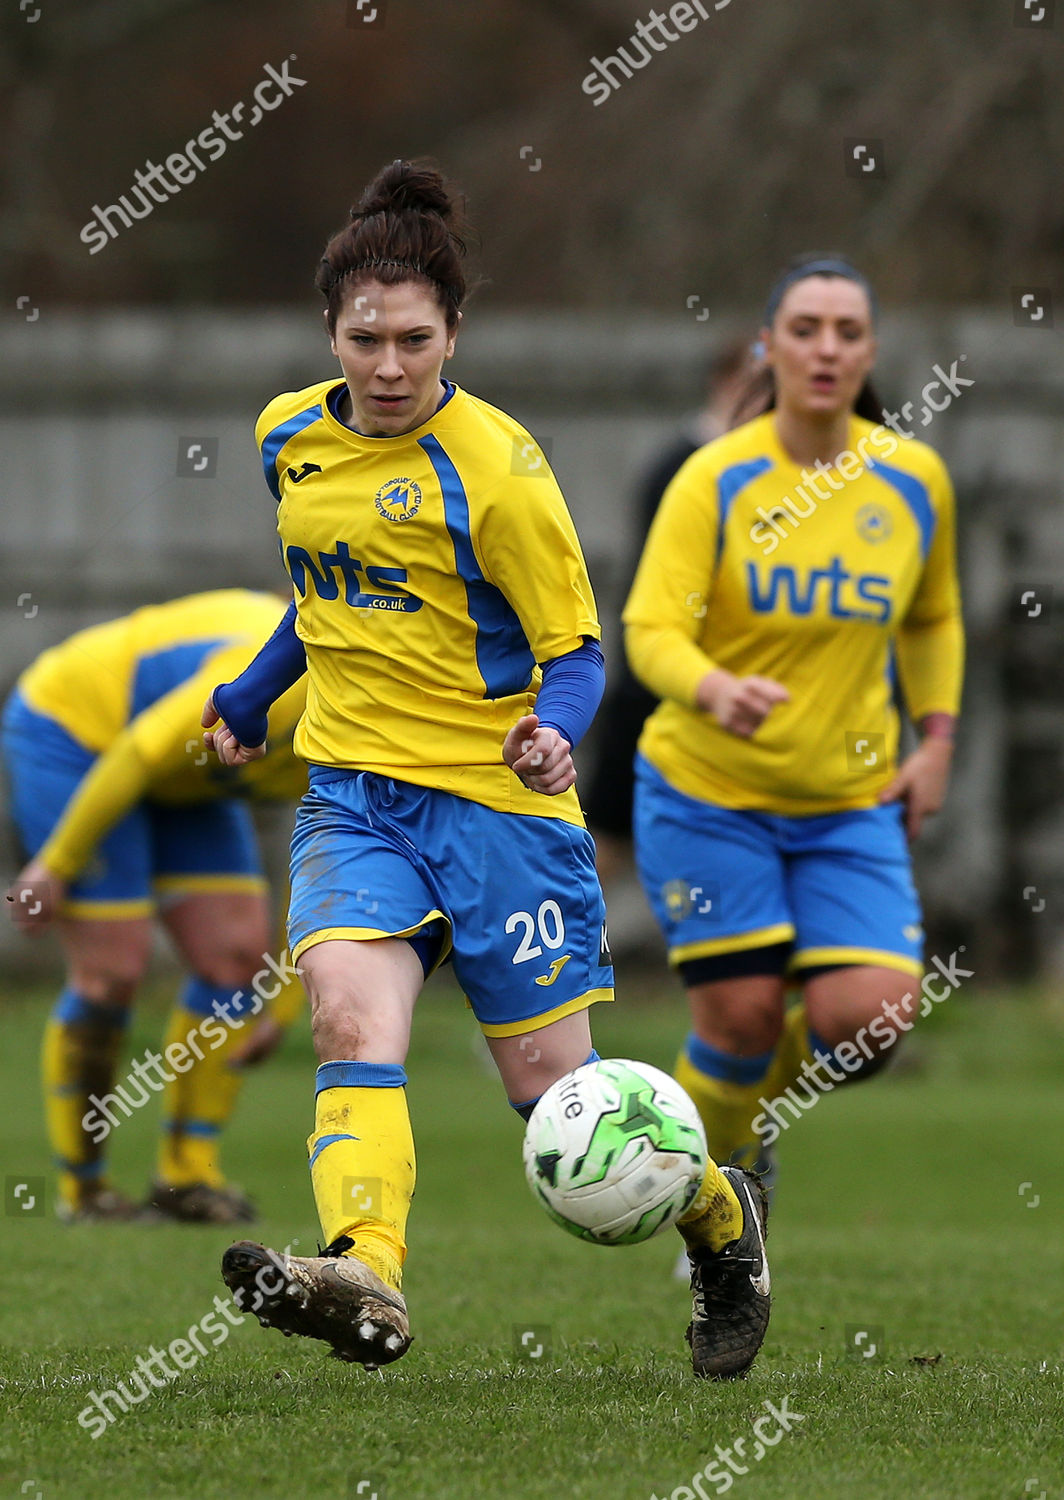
xmin=2 ymin=971 xmax=1062 ymax=1499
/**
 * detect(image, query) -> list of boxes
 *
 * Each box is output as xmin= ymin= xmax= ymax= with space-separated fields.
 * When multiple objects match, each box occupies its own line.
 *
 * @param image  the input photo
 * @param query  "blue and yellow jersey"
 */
xmin=624 ymin=412 xmax=963 ymax=814
xmin=257 ymin=378 xmax=600 ymax=827
xmin=16 ymin=590 xmax=307 ymax=877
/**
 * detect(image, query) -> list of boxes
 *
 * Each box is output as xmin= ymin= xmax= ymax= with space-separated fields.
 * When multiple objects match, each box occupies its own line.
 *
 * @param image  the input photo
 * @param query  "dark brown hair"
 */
xmin=730 ymin=253 xmax=883 ymax=428
xmin=316 ymin=159 xmax=469 ymax=334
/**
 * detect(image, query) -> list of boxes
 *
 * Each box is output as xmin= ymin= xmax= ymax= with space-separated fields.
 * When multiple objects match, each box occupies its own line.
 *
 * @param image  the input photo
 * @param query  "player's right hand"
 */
xmin=5 ymin=857 xmax=65 ymax=934
xmin=696 ymin=669 xmax=790 ymax=738
xmin=201 ymin=694 xmax=267 ymax=767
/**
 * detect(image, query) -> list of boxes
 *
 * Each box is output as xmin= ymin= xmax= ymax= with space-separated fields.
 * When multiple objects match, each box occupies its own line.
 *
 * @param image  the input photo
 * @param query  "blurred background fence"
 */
xmin=2 ymin=307 xmax=1062 ymax=977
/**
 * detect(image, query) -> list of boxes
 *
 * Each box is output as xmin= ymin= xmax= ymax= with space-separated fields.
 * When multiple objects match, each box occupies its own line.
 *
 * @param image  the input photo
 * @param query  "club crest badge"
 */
xmin=856 ymin=503 xmax=892 ymax=543
xmin=375 ymin=477 xmax=423 ymax=522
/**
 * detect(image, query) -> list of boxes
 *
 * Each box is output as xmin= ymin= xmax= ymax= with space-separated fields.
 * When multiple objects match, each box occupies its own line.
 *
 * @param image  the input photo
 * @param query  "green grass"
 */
xmin=2 ymin=975 xmax=1063 ymax=1499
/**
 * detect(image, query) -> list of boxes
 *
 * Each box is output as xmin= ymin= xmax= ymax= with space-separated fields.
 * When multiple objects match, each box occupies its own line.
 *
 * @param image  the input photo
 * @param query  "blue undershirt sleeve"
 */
xmin=534 ymin=638 xmax=606 ymax=751
xmin=211 ymin=599 xmax=306 ymax=748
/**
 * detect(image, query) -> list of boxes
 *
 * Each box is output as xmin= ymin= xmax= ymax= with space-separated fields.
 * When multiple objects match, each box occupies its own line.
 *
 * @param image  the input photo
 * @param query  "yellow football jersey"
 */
xmin=624 ymin=412 xmax=963 ymax=814
xmin=18 ymin=589 xmax=307 ymax=807
xmin=257 ymin=378 xmax=601 ymax=826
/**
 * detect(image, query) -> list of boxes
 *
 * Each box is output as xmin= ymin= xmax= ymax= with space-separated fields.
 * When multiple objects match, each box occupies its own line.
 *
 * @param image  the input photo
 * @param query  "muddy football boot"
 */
xmin=221 ymin=1235 xmax=411 ymax=1370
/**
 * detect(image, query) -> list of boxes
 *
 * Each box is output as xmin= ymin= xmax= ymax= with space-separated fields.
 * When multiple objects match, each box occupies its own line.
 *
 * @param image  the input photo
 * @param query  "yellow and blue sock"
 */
xmin=676 ymin=1154 xmax=746 ymax=1253
xmin=674 ymin=1032 xmax=775 ymax=1170
xmin=757 ymin=1001 xmax=813 ymax=1105
xmin=42 ymin=987 xmax=131 ymax=1212
xmin=308 ymin=1060 xmax=415 ymax=1293
xmin=760 ymin=1001 xmax=886 ymax=1109
xmin=155 ymin=976 xmax=254 ymax=1190
xmin=672 ymin=1034 xmax=770 ymax=1249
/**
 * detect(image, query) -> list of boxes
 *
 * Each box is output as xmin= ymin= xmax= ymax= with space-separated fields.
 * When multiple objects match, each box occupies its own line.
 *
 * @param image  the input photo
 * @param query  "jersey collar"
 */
xmin=763 ymin=410 xmax=862 ymax=475
xmin=322 ymin=378 xmax=459 ymax=445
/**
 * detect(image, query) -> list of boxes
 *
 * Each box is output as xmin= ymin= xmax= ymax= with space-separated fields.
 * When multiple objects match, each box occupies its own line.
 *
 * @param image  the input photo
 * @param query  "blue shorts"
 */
xmin=633 ymin=755 xmax=923 ymax=979
xmin=1 ymin=691 xmax=265 ymax=919
xmin=287 ymin=766 xmax=615 ymax=1036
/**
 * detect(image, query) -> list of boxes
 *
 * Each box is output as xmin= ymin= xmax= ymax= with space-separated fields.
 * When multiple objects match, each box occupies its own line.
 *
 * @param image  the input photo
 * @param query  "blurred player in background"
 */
xmin=3 ymin=590 xmax=307 ymax=1223
xmin=583 ymin=340 xmax=752 ymax=883
xmin=207 ymin=159 xmax=770 ymax=1381
xmin=625 ymin=255 xmax=963 ymax=1199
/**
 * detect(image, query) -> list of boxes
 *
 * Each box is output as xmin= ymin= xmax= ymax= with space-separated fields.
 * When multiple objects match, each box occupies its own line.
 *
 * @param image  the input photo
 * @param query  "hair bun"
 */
xmin=320 ymin=158 xmax=469 ymax=332
xmin=352 ymin=159 xmax=453 ymax=222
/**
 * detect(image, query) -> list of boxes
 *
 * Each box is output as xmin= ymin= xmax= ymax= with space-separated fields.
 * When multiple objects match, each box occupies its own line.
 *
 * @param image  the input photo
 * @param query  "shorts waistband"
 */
xmin=307 ymin=764 xmax=410 ymax=816
xmin=307 ymin=764 xmax=362 ymax=788
xmin=2 ymin=689 xmax=96 ymax=765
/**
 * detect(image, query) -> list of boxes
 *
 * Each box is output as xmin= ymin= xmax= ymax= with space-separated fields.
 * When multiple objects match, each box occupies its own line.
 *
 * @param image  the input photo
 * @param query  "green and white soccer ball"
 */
xmin=522 ymin=1058 xmax=707 ymax=1245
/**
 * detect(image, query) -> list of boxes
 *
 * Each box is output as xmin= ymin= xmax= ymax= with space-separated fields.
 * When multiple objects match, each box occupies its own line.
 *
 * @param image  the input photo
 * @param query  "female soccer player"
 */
xmin=625 ymin=255 xmax=963 ymax=1193
xmin=207 ymin=160 xmax=770 ymax=1380
xmin=2 ymin=590 xmax=307 ymax=1223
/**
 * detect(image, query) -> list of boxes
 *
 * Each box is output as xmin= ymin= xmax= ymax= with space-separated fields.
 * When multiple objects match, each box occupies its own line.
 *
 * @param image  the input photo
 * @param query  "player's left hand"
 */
xmin=227 ymin=1015 xmax=286 ymax=1068
xmin=503 ymin=713 xmax=576 ymax=796
xmin=5 ymin=857 xmax=65 ymax=934
xmin=877 ymin=737 xmax=954 ymax=840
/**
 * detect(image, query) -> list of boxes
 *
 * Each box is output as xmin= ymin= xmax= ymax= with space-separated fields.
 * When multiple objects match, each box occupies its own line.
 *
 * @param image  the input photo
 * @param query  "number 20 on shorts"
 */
xmin=505 ymin=900 xmax=566 ymax=964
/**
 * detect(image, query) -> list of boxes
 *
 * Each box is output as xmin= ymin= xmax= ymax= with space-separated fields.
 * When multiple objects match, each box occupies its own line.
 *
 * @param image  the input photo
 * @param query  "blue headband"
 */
xmin=763 ymin=258 xmax=877 ymax=328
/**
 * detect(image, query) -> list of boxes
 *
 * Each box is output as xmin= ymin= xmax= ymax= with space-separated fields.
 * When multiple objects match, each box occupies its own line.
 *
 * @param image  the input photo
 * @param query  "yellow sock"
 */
xmin=308 ymin=1061 xmax=415 ymax=1293
xmin=155 ymin=978 xmax=249 ymax=1189
xmin=674 ymin=1034 xmax=775 ymax=1171
xmin=677 ymin=1157 xmax=744 ymax=1252
xmin=758 ymin=1001 xmax=815 ymax=1104
xmin=42 ymin=988 xmax=130 ymax=1211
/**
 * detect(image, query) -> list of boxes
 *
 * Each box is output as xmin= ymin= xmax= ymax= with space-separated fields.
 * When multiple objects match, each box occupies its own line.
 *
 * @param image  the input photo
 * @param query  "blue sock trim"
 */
xmin=685 ymin=1033 xmax=774 ymax=1086
xmin=55 ymin=1156 xmax=105 ymax=1180
xmin=180 ymin=976 xmax=258 ymax=1020
xmin=808 ymin=1028 xmax=841 ymax=1069
xmin=163 ymin=1119 xmax=221 ymax=1137
xmin=53 ymin=988 xmax=130 ymax=1030
xmin=308 ymin=1131 xmax=361 ymax=1169
xmin=582 ymin=1049 xmax=601 ymax=1065
xmin=315 ymin=1060 xmax=407 ymax=1094
xmin=807 ymin=1026 xmax=880 ymax=1080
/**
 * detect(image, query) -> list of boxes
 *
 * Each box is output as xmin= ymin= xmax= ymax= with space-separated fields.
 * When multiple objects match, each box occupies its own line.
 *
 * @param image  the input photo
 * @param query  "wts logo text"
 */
xmin=746 ymin=557 xmax=892 ymax=623
xmin=285 ymin=542 xmax=422 ymax=612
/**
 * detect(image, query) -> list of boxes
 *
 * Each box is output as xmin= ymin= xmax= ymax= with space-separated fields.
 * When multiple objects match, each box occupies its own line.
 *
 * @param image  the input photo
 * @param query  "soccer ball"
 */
xmin=522 ymin=1058 xmax=707 ymax=1246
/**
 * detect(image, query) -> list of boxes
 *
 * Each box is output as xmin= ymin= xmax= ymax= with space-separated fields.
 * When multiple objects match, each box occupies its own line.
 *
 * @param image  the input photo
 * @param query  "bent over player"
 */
xmin=626 ymin=255 xmax=964 ymax=1197
xmin=206 ymin=159 xmax=771 ymax=1379
xmin=3 ymin=590 xmax=307 ymax=1222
